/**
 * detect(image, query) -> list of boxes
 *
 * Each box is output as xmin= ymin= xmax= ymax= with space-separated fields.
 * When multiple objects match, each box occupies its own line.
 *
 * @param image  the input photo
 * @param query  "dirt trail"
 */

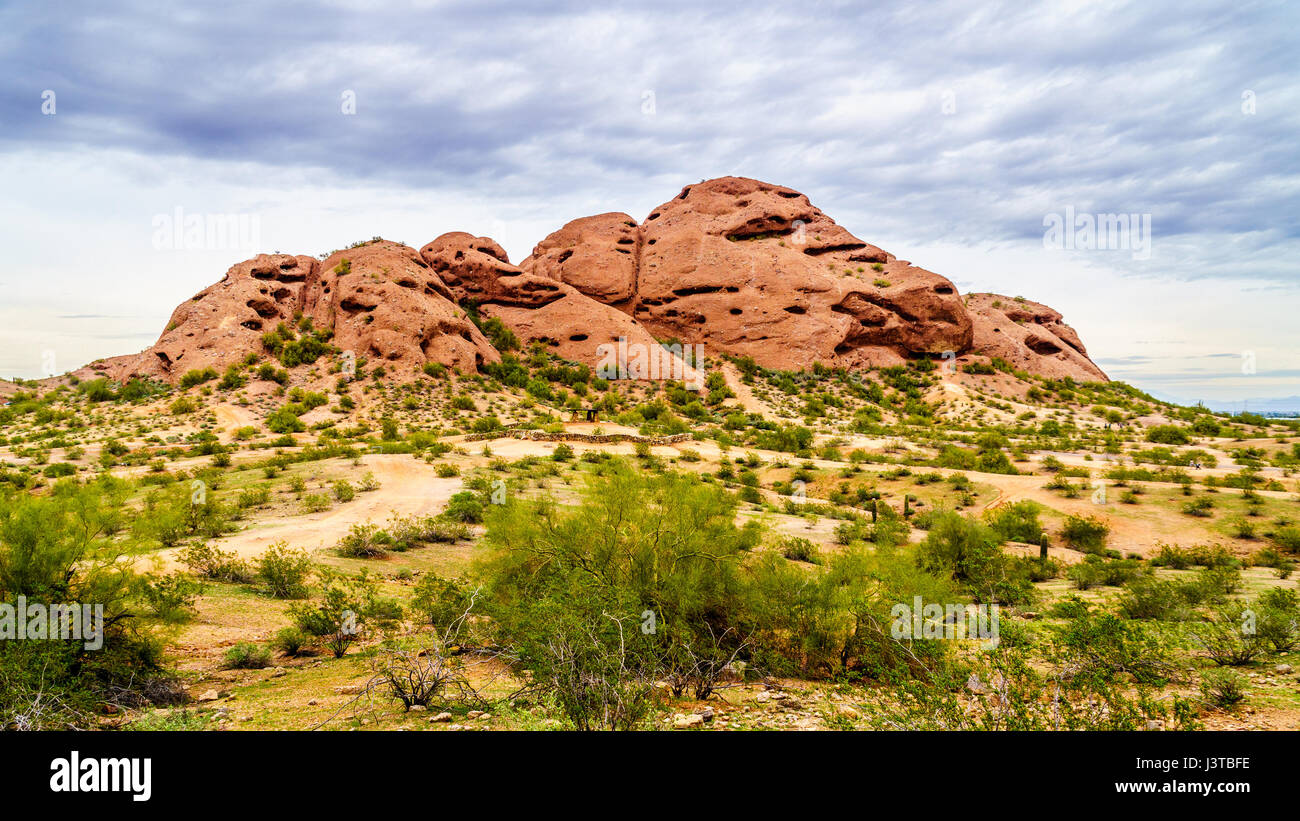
xmin=156 ymin=455 xmax=463 ymax=569
xmin=721 ymin=363 xmax=781 ymax=417
xmin=214 ymin=404 xmax=257 ymax=437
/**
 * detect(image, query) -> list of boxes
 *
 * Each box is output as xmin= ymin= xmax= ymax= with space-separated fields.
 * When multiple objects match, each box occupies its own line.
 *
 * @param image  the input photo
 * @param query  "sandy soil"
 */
xmin=214 ymin=403 xmax=257 ymax=437
xmin=157 ymin=454 xmax=463 ymax=568
xmin=721 ymin=362 xmax=782 ymax=417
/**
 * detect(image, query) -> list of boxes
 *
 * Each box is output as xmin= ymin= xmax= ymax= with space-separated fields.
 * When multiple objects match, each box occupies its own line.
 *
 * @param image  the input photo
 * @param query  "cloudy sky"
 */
xmin=2 ymin=0 xmax=1297 ymax=404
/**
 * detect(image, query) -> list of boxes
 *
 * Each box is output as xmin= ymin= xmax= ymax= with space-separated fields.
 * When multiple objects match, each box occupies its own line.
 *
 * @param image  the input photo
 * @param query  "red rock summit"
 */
xmin=91 ymin=177 xmax=1106 ymax=384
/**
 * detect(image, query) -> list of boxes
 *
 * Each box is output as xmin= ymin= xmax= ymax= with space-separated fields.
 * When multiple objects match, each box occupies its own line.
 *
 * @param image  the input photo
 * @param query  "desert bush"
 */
xmin=1049 ymin=607 xmax=1182 ymax=686
xmin=984 ymin=500 xmax=1044 ymax=545
xmin=300 ymin=493 xmax=331 ymax=514
xmin=1119 ymin=576 xmax=1196 ymax=621
xmin=872 ymin=648 xmax=1199 ymax=731
xmin=289 ymin=569 xmax=386 ymax=658
xmin=177 ymin=541 xmax=254 ymax=584
xmin=1188 ymin=543 xmax=1239 ymax=569
xmin=1151 ymin=543 xmax=1191 ymax=569
xmin=779 ymin=536 xmax=818 ymax=564
xmin=333 ymin=480 xmax=355 ymax=502
xmin=179 ymin=367 xmax=218 ymax=389
xmin=223 ymin=642 xmax=272 ymax=669
xmin=272 ymin=626 xmax=310 ymax=657
xmin=1271 ymin=525 xmax=1300 ymax=553
xmin=138 ymin=572 xmax=203 ymax=622
xmin=386 ymin=515 xmax=468 ymax=548
xmin=255 ymin=541 xmax=314 ymax=599
xmin=474 ymin=464 xmax=766 ymax=724
xmin=411 ymin=574 xmax=476 ymax=633
xmin=443 ymin=491 xmax=485 ymax=524
xmin=1060 ymin=514 xmax=1109 ymax=554
xmin=135 ymin=483 xmax=236 ymax=547
xmin=237 ymin=485 xmax=271 ymax=509
xmin=1255 ymin=587 xmax=1300 ymax=652
xmin=0 ymin=483 xmax=167 ymax=728
xmin=1200 ymin=668 xmax=1246 ymax=709
xmin=1182 ymin=497 xmax=1215 ymax=517
xmin=916 ymin=512 xmax=1034 ymax=605
xmin=336 ymin=523 xmax=392 ymax=558
xmin=370 ymin=638 xmax=491 ymax=712
xmin=1192 ymin=601 xmax=1267 ymax=666
xmin=743 ymin=543 xmax=958 ymax=682
xmin=1147 ymin=424 xmax=1190 ymax=445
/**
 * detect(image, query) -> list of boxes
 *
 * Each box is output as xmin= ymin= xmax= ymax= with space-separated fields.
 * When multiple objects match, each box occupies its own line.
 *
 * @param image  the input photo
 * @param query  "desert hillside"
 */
xmin=3 ymin=298 xmax=1298 ymax=732
xmin=86 ymin=177 xmax=1106 ymax=388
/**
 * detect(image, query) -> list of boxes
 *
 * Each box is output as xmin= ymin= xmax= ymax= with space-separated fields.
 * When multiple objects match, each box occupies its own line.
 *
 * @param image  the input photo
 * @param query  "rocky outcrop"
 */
xmin=521 ymin=177 xmax=975 ymax=372
xmin=963 ymin=293 xmax=1106 ymax=381
xmin=520 ymin=213 xmax=640 ymax=305
xmin=420 ymin=232 xmax=704 ymax=386
xmin=89 ymin=177 xmax=1105 ymax=385
xmin=97 ymin=241 xmax=497 ymax=382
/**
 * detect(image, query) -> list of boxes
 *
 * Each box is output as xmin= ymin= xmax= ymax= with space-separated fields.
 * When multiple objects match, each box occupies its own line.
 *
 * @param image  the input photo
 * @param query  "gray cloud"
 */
xmin=1 ymin=0 xmax=1297 ymax=392
xmin=3 ymin=0 xmax=1296 ymax=278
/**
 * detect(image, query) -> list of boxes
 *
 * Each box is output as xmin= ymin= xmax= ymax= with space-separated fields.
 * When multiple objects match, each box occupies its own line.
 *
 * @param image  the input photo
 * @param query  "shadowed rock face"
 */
xmin=91 ymin=177 xmax=1104 ymax=385
xmin=421 ymin=232 xmax=704 ymax=386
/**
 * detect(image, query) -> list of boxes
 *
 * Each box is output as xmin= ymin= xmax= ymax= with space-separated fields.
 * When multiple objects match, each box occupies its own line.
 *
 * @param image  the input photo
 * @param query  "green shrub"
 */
xmin=337 ymin=523 xmax=392 ymax=558
xmin=1061 ymin=514 xmax=1109 ymax=554
xmin=915 ymin=512 xmax=1034 ymax=605
xmin=1200 ymin=668 xmax=1246 ymax=709
xmin=1151 ymin=543 xmax=1192 ymax=569
xmin=255 ymin=541 xmax=314 ymax=599
xmin=984 ymin=500 xmax=1044 ymax=545
xmin=411 ymin=574 xmax=474 ymax=634
xmin=179 ymin=368 xmax=218 ymax=389
xmin=1182 ymin=497 xmax=1215 ymax=517
xmin=1192 ymin=601 xmax=1266 ymax=666
xmin=333 ymin=480 xmax=355 ymax=502
xmin=1272 ymin=525 xmax=1300 ymax=553
xmin=474 ymin=465 xmax=772 ymax=722
xmin=289 ymin=569 xmax=384 ymax=658
xmin=300 ymin=493 xmax=331 ymax=514
xmin=272 ymin=626 xmax=309 ymax=657
xmin=1146 ymin=425 xmax=1190 ymax=445
xmin=1050 ymin=608 xmax=1181 ymax=686
xmin=177 ymin=541 xmax=254 ymax=584
xmin=266 ymin=406 xmax=306 ymax=434
xmin=1255 ymin=587 xmax=1300 ymax=652
xmin=0 ymin=484 xmax=173 ymax=728
xmin=138 ymin=572 xmax=203 ymax=622
xmin=779 ymin=536 xmax=819 ymax=564
xmin=237 ymin=485 xmax=271 ymax=509
xmin=443 ymin=491 xmax=485 ymax=524
xmin=223 ymin=642 xmax=272 ymax=669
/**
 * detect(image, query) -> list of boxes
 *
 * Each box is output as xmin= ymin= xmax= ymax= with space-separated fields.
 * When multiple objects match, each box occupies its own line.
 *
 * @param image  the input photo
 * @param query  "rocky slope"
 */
xmin=87 ymin=177 xmax=1105 ymax=384
xmin=964 ymin=292 xmax=1106 ymax=381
